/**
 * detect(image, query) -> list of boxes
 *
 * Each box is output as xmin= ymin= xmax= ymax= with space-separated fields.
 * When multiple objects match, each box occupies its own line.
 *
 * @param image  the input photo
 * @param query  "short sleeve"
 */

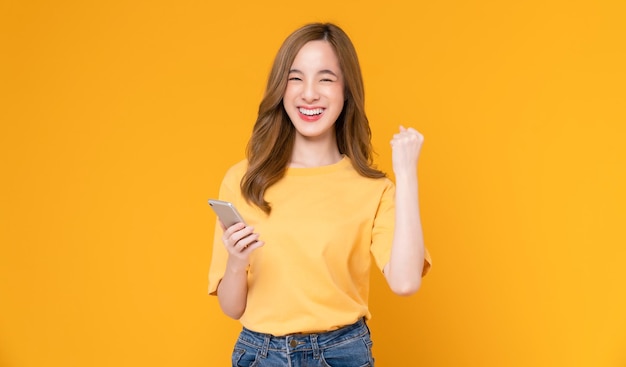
xmin=370 ymin=178 xmax=432 ymax=277
xmin=207 ymin=162 xmax=245 ymax=295
xmin=370 ymin=179 xmax=396 ymax=272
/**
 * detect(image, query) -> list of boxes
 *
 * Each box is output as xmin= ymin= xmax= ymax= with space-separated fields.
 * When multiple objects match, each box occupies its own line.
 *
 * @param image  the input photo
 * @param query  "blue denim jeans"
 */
xmin=231 ymin=318 xmax=375 ymax=367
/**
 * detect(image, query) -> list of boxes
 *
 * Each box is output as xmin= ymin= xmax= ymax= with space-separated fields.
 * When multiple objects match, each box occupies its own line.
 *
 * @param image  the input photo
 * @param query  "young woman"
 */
xmin=209 ymin=22 xmax=431 ymax=367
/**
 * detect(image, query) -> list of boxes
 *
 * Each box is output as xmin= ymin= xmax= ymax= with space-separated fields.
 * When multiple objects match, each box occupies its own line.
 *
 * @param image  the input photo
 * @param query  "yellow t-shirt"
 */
xmin=208 ymin=156 xmax=431 ymax=336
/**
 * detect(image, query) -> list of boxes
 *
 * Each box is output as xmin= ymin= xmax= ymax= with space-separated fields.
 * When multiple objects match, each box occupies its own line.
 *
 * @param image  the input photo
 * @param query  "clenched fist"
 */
xmin=390 ymin=125 xmax=424 ymax=176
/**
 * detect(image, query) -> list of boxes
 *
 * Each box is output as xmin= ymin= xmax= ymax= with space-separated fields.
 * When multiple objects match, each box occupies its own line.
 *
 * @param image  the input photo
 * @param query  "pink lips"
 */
xmin=298 ymin=107 xmax=324 ymax=122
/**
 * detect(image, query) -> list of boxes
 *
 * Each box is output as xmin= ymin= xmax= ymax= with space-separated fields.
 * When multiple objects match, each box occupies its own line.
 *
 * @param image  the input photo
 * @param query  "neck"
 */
xmin=289 ymin=135 xmax=342 ymax=168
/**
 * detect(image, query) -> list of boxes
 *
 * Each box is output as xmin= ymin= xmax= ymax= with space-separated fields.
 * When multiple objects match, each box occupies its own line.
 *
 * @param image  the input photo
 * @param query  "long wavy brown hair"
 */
xmin=241 ymin=23 xmax=386 ymax=214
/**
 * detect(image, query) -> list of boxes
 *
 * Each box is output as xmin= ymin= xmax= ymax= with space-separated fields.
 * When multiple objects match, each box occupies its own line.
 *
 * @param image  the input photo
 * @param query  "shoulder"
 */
xmin=344 ymin=159 xmax=394 ymax=188
xmin=224 ymin=159 xmax=248 ymax=178
xmin=220 ymin=159 xmax=248 ymax=188
xmin=217 ymin=159 xmax=249 ymax=201
xmin=340 ymin=159 xmax=395 ymax=198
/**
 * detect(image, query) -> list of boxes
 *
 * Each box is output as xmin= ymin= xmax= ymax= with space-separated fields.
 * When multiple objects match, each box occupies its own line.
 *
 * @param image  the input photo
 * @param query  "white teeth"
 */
xmin=299 ymin=108 xmax=324 ymax=116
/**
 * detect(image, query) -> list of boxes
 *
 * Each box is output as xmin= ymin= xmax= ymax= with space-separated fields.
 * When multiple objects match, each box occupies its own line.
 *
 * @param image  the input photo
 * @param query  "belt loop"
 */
xmin=260 ymin=334 xmax=270 ymax=358
xmin=311 ymin=334 xmax=321 ymax=359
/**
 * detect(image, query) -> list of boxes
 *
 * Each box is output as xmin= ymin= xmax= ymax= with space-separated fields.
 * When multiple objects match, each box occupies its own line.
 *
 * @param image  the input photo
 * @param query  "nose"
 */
xmin=301 ymin=80 xmax=319 ymax=103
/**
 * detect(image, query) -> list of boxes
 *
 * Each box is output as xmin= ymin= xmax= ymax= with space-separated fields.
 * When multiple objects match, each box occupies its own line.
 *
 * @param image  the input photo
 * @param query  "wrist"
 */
xmin=226 ymin=258 xmax=249 ymax=274
xmin=393 ymin=170 xmax=418 ymax=182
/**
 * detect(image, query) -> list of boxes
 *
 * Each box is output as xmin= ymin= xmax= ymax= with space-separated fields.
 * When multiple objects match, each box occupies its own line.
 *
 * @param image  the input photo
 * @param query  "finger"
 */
xmin=242 ymin=240 xmax=265 ymax=253
xmin=223 ymin=222 xmax=246 ymax=237
xmin=236 ymin=241 xmax=249 ymax=252
xmin=391 ymin=132 xmax=413 ymax=144
xmin=399 ymin=125 xmax=407 ymax=132
xmin=400 ymin=128 xmax=423 ymax=141
xmin=390 ymin=136 xmax=405 ymax=146
xmin=237 ymin=233 xmax=260 ymax=250
xmin=222 ymin=223 xmax=248 ymax=247
xmin=229 ymin=226 xmax=256 ymax=245
xmin=409 ymin=129 xmax=424 ymax=142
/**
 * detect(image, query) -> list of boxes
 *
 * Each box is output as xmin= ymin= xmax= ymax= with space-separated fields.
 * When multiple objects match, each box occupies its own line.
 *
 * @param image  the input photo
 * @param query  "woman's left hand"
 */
xmin=390 ymin=125 xmax=424 ymax=175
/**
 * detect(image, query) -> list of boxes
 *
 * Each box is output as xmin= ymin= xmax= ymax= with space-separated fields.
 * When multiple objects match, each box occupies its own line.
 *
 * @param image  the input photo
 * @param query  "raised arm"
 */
xmin=383 ymin=126 xmax=426 ymax=296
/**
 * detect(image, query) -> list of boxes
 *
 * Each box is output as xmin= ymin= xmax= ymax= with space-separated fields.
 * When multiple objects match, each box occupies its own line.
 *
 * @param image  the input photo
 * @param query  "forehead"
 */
xmin=290 ymin=40 xmax=341 ymax=72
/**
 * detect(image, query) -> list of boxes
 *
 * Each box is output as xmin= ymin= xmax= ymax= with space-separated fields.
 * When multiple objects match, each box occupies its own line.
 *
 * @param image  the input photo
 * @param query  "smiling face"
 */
xmin=283 ymin=40 xmax=345 ymax=144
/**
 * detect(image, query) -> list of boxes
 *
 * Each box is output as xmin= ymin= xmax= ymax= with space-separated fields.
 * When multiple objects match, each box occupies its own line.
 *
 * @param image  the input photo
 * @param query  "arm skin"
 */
xmin=216 ymin=222 xmax=264 ymax=319
xmin=383 ymin=126 xmax=426 ymax=296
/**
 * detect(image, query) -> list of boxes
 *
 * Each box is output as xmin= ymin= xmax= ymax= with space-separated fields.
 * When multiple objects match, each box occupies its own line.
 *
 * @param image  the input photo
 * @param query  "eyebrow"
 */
xmin=289 ymin=69 xmax=339 ymax=77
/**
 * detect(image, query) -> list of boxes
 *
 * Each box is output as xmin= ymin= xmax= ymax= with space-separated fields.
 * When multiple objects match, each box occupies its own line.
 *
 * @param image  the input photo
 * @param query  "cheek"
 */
xmin=283 ymin=84 xmax=299 ymax=101
xmin=332 ymin=86 xmax=345 ymax=103
xmin=332 ymin=80 xmax=345 ymax=98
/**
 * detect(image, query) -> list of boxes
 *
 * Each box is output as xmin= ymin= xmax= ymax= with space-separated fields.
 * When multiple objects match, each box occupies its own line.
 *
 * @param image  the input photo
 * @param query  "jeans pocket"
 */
xmin=320 ymin=337 xmax=374 ymax=367
xmin=231 ymin=344 xmax=260 ymax=367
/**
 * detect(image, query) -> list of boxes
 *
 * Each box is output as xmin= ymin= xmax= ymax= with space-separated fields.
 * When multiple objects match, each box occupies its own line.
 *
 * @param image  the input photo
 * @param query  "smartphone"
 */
xmin=208 ymin=199 xmax=246 ymax=227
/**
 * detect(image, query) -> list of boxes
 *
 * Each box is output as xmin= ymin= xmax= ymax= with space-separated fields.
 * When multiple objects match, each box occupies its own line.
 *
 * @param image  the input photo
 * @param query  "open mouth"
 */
xmin=298 ymin=107 xmax=324 ymax=116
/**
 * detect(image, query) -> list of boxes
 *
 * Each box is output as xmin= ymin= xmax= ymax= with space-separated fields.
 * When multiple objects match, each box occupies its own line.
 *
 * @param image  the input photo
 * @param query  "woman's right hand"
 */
xmin=217 ymin=221 xmax=264 ymax=319
xmin=220 ymin=221 xmax=264 ymax=270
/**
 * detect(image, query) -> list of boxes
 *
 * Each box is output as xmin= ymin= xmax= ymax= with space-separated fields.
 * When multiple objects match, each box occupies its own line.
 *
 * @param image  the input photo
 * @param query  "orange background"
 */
xmin=1 ymin=0 xmax=625 ymax=366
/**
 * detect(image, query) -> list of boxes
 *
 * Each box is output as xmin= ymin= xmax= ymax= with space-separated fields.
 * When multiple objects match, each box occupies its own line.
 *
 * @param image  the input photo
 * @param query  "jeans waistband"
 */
xmin=238 ymin=318 xmax=370 ymax=354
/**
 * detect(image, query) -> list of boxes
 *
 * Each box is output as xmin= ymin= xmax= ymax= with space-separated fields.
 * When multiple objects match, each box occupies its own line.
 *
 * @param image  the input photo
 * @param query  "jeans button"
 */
xmin=290 ymin=339 xmax=297 ymax=348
